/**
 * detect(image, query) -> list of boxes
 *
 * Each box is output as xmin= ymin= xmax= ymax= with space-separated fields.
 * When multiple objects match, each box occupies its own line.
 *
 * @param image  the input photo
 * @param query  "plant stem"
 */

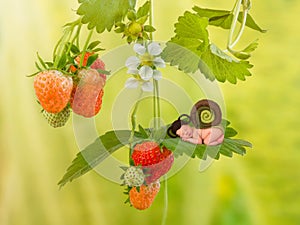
xmin=149 ymin=0 xmax=161 ymax=130
xmin=154 ymin=79 xmax=161 ymax=128
xmin=128 ymin=90 xmax=143 ymax=164
xmin=227 ymin=0 xmax=242 ymax=48
xmin=230 ymin=0 xmax=250 ymax=49
xmin=161 ymin=176 xmax=168 ymax=225
xmin=79 ymin=29 xmax=94 ymax=67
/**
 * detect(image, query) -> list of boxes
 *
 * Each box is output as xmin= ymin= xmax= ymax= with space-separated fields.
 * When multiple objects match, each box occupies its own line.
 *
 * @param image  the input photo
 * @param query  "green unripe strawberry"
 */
xmin=128 ymin=22 xmax=143 ymax=36
xmin=42 ymin=106 xmax=71 ymax=128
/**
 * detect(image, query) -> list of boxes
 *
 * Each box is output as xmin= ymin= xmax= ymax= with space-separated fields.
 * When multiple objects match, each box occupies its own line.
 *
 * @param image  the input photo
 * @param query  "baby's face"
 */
xmin=176 ymin=125 xmax=193 ymax=138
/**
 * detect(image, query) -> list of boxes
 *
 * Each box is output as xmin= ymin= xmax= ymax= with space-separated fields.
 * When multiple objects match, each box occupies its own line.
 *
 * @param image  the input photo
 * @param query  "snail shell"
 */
xmin=190 ymin=99 xmax=222 ymax=128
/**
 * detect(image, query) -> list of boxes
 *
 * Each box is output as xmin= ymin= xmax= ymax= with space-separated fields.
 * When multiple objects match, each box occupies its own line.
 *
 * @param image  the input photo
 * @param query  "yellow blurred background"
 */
xmin=1 ymin=0 xmax=300 ymax=225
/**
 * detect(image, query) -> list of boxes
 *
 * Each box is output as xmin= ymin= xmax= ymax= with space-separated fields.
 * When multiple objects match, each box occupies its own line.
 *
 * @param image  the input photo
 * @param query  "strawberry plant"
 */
xmin=30 ymin=0 xmax=265 ymax=221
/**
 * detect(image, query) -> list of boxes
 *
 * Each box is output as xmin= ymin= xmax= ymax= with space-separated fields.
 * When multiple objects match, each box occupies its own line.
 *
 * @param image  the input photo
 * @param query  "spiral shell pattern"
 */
xmin=190 ymin=99 xmax=222 ymax=128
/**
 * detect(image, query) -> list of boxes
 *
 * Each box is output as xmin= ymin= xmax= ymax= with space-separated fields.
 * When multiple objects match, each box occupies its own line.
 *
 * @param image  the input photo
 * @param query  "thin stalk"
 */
xmin=227 ymin=0 xmax=242 ymax=47
xmin=149 ymin=0 xmax=161 ymax=130
xmin=149 ymin=0 xmax=154 ymax=41
xmin=129 ymin=90 xmax=143 ymax=164
xmin=53 ymin=29 xmax=70 ymax=68
xmin=154 ymin=80 xmax=161 ymax=128
xmin=230 ymin=0 xmax=249 ymax=48
xmin=149 ymin=0 xmax=157 ymax=129
xmin=129 ymin=90 xmax=143 ymax=143
xmin=79 ymin=29 xmax=94 ymax=67
xmin=161 ymin=176 xmax=168 ymax=225
xmin=76 ymin=24 xmax=82 ymax=49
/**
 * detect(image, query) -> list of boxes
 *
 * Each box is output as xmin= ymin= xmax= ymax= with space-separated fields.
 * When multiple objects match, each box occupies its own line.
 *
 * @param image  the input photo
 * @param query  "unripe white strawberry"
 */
xmin=123 ymin=166 xmax=145 ymax=187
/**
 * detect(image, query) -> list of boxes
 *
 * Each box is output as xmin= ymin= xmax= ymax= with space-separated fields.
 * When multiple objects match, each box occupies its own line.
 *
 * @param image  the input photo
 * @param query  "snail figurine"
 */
xmin=167 ymin=99 xmax=224 ymax=146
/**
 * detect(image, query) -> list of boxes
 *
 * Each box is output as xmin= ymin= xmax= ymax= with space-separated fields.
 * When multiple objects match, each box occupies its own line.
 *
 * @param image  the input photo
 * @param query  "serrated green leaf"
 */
xmin=87 ymin=41 xmax=101 ymax=51
xmin=162 ymin=12 xmax=209 ymax=73
xmin=193 ymin=6 xmax=233 ymax=29
xmin=209 ymin=14 xmax=233 ymax=29
xmin=193 ymin=6 xmax=266 ymax=33
xmin=175 ymin=12 xmax=209 ymax=47
xmin=86 ymin=54 xmax=98 ymax=67
xmin=199 ymin=44 xmax=253 ymax=84
xmin=143 ymin=25 xmax=156 ymax=32
xmin=137 ymin=1 xmax=150 ymax=18
xmin=58 ymin=130 xmax=139 ymax=188
xmin=162 ymin=38 xmax=201 ymax=73
xmin=238 ymin=13 xmax=266 ymax=33
xmin=77 ymin=0 xmax=137 ymax=33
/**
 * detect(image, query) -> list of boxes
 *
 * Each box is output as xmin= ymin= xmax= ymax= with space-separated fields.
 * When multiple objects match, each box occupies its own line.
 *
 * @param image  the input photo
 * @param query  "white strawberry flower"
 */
xmin=125 ymin=42 xmax=165 ymax=92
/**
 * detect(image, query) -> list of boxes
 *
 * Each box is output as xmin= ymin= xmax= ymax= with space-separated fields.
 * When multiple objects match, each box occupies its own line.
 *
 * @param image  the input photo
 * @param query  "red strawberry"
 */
xmin=70 ymin=52 xmax=106 ymax=82
xmin=34 ymin=70 xmax=73 ymax=113
xmin=129 ymin=181 xmax=160 ymax=210
xmin=70 ymin=69 xmax=105 ymax=117
xmin=132 ymin=141 xmax=174 ymax=184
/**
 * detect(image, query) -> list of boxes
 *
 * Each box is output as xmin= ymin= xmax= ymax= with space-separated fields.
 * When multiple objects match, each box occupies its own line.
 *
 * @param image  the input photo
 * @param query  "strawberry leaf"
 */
xmin=199 ymin=44 xmax=253 ymax=83
xmin=77 ymin=0 xmax=137 ymax=33
xmin=193 ymin=6 xmax=266 ymax=33
xmin=58 ymin=130 xmax=142 ymax=188
xmin=162 ymin=12 xmax=209 ymax=73
xmin=162 ymin=11 xmax=253 ymax=83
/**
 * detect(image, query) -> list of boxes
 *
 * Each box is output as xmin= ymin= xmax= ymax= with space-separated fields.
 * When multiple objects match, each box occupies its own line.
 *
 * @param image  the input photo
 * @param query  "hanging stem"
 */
xmin=227 ymin=0 xmax=242 ymax=48
xmin=128 ymin=90 xmax=143 ymax=164
xmin=228 ymin=0 xmax=250 ymax=50
xmin=161 ymin=176 xmax=168 ymax=225
xmin=149 ymin=0 xmax=161 ymax=130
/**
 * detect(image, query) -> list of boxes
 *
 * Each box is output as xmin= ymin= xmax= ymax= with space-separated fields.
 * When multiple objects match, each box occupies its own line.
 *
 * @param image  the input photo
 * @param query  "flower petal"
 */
xmin=142 ymin=81 xmax=153 ymax=92
xmin=125 ymin=56 xmax=140 ymax=69
xmin=125 ymin=77 xmax=139 ymax=89
xmin=134 ymin=43 xmax=146 ymax=55
xmin=127 ymin=69 xmax=139 ymax=74
xmin=148 ymin=42 xmax=162 ymax=56
xmin=153 ymin=57 xmax=166 ymax=68
xmin=153 ymin=70 xmax=162 ymax=80
xmin=139 ymin=65 xmax=153 ymax=81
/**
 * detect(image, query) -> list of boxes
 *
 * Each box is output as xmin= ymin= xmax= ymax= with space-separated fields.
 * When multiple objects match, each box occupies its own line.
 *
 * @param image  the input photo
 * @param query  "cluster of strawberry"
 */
xmin=33 ymin=52 xmax=106 ymax=127
xmin=122 ymin=141 xmax=174 ymax=210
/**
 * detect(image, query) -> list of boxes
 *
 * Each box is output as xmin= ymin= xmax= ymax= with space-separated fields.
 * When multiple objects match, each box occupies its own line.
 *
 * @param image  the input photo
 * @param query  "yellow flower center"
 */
xmin=140 ymin=53 xmax=154 ymax=67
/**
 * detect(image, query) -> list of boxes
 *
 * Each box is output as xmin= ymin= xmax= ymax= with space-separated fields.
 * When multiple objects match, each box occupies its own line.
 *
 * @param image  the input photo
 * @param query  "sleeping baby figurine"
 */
xmin=176 ymin=124 xmax=224 ymax=146
xmin=167 ymin=99 xmax=224 ymax=146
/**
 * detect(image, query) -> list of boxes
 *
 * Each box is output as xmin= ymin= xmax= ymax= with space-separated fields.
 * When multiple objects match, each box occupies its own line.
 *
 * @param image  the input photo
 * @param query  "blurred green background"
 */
xmin=1 ymin=0 xmax=300 ymax=225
